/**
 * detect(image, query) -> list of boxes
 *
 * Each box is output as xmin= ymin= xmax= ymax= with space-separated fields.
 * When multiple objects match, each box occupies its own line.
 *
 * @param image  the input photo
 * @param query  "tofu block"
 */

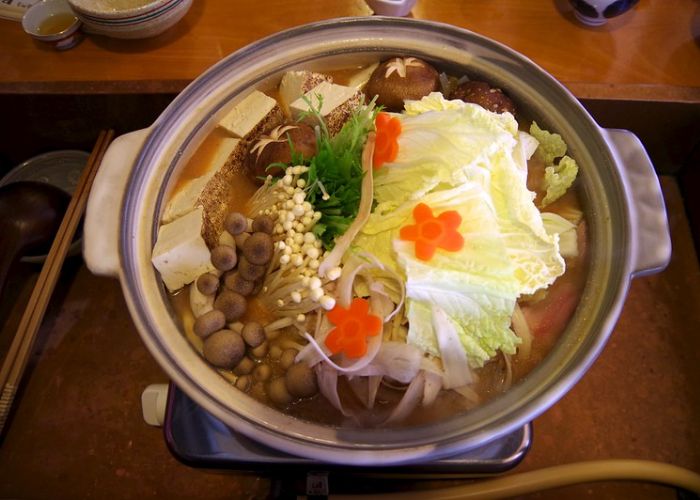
xmin=345 ymin=62 xmax=379 ymax=91
xmin=152 ymin=207 xmax=215 ymax=292
xmin=162 ymin=137 xmax=241 ymax=224
xmin=290 ymin=81 xmax=364 ymax=136
xmin=218 ymin=90 xmax=283 ymax=140
xmin=278 ymin=70 xmax=332 ymax=117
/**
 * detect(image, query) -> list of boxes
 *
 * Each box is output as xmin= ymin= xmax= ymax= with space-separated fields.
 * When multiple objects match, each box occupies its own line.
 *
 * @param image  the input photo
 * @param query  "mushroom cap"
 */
xmin=238 ymin=256 xmax=266 ymax=281
xmin=233 ymin=356 xmax=255 ymax=376
xmin=285 ymin=362 xmax=318 ymax=398
xmin=242 ymin=321 xmax=266 ymax=348
xmin=235 ymin=375 xmax=252 ymax=392
xmin=250 ymin=340 xmax=269 ymax=359
xmin=253 ymin=363 xmax=272 ymax=382
xmin=224 ymin=271 xmax=255 ymax=296
xmin=280 ymin=348 xmax=298 ymax=370
xmin=246 ymin=123 xmax=317 ymax=180
xmin=267 ymin=377 xmax=294 ymax=407
xmin=451 ymin=80 xmax=516 ymax=115
xmin=242 ymin=232 xmax=274 ymax=266
xmin=214 ymin=290 xmax=248 ymax=322
xmin=365 ymin=57 xmax=440 ymax=111
xmin=203 ymin=329 xmax=245 ymax=369
xmin=210 ymin=244 xmax=237 ymax=271
xmin=234 ymin=231 xmax=250 ymax=250
xmin=252 ymin=215 xmax=275 ymax=234
xmin=225 ymin=212 xmax=248 ymax=236
xmin=193 ymin=309 xmax=226 ymax=339
xmin=196 ymin=272 xmax=220 ymax=296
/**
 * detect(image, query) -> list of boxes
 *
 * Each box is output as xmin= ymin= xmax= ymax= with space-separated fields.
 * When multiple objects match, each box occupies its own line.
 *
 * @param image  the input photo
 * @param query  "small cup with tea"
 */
xmin=22 ymin=0 xmax=82 ymax=50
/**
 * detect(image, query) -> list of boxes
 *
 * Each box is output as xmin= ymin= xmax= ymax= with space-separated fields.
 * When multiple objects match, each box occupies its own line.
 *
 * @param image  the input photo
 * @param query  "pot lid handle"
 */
xmin=603 ymin=128 xmax=672 ymax=278
xmin=84 ymin=128 xmax=150 ymax=278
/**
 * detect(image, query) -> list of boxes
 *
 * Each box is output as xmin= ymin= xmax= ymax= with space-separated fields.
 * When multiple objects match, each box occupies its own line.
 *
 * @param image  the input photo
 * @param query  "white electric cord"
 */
xmin=328 ymin=460 xmax=700 ymax=499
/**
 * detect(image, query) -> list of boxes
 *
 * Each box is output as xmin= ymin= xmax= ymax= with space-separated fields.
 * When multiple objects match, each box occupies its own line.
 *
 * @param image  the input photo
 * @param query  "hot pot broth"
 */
xmin=156 ymin=56 xmax=588 ymax=427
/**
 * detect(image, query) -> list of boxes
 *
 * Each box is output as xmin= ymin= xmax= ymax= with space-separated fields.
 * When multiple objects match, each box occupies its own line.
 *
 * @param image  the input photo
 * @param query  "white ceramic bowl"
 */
xmin=22 ymin=0 xmax=82 ymax=50
xmin=84 ymin=18 xmax=671 ymax=465
xmin=67 ymin=0 xmax=191 ymax=39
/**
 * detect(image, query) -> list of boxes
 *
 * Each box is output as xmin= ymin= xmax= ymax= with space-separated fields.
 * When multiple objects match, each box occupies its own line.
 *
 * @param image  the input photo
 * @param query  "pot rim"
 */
xmin=116 ymin=17 xmax=635 ymax=464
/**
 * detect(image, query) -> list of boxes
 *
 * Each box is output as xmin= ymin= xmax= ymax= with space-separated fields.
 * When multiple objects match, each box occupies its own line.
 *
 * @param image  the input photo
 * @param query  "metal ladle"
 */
xmin=0 ymin=181 xmax=70 ymax=298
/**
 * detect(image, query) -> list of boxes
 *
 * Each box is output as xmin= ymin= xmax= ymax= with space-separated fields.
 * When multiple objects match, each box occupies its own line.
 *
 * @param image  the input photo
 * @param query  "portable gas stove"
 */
xmin=146 ymin=384 xmax=531 ymax=496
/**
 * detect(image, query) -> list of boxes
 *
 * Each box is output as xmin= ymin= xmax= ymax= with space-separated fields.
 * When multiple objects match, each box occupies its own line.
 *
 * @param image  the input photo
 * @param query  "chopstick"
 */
xmin=0 ymin=130 xmax=114 ymax=436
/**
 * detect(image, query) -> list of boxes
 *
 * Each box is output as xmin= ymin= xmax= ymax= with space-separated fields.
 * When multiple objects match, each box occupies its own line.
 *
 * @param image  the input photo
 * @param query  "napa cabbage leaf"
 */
xmin=351 ymin=93 xmax=566 ymax=367
xmin=541 ymin=155 xmax=579 ymax=207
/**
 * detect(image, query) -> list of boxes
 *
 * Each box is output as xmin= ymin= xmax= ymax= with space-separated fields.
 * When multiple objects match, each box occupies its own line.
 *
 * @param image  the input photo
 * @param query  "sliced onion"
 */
xmin=367 ymin=375 xmax=382 ymax=409
xmin=315 ymin=362 xmax=352 ymax=418
xmin=366 ymin=274 xmax=405 ymax=323
xmin=431 ymin=305 xmax=473 ymax=388
xmin=423 ymin=370 xmax=443 ymax=406
xmin=347 ymin=377 xmax=371 ymax=409
xmin=511 ymin=304 xmax=532 ymax=359
xmin=335 ymin=257 xmax=366 ymax=308
xmin=301 ymin=325 xmax=382 ymax=374
xmin=453 ymin=385 xmax=480 ymax=406
xmin=318 ymin=132 xmax=376 ymax=278
xmin=352 ymin=341 xmax=422 ymax=384
xmin=357 ymin=251 xmax=406 ymax=321
xmin=499 ymin=352 xmax=514 ymax=392
xmin=296 ymin=315 xmax=332 ymax=367
xmin=385 ymin=372 xmax=425 ymax=424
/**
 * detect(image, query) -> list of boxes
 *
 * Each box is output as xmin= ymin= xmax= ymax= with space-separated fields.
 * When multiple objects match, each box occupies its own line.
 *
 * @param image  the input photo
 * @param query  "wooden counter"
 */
xmin=0 ymin=0 xmax=699 ymax=101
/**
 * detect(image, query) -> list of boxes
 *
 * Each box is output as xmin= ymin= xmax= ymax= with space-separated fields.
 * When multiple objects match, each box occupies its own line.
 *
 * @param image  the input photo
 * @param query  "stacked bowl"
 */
xmin=67 ymin=0 xmax=192 ymax=39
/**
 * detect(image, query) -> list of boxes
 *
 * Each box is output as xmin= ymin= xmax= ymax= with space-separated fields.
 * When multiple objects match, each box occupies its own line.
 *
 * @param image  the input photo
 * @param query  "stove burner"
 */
xmin=163 ymin=384 xmax=531 ymax=476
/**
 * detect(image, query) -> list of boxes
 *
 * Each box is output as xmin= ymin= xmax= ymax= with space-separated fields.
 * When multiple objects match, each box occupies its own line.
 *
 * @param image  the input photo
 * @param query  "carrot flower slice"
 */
xmin=325 ymin=298 xmax=382 ymax=358
xmin=399 ymin=203 xmax=465 ymax=261
xmin=373 ymin=112 xmax=402 ymax=170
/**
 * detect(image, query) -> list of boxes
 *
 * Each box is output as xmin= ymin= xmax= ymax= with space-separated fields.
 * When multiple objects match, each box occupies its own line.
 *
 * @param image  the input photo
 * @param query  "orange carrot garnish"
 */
xmin=399 ymin=203 xmax=464 ymax=261
xmin=325 ymin=298 xmax=382 ymax=358
xmin=373 ymin=112 xmax=402 ymax=170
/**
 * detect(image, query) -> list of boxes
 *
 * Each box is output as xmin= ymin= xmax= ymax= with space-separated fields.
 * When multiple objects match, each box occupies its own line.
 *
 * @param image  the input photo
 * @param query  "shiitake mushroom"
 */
xmin=365 ymin=56 xmax=440 ymax=111
xmin=246 ymin=123 xmax=317 ymax=181
xmin=450 ymin=80 xmax=516 ymax=115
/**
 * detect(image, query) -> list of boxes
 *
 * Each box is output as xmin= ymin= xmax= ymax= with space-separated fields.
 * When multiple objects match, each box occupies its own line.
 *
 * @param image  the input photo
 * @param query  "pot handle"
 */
xmin=83 ymin=128 xmax=151 ymax=278
xmin=602 ymin=128 xmax=671 ymax=277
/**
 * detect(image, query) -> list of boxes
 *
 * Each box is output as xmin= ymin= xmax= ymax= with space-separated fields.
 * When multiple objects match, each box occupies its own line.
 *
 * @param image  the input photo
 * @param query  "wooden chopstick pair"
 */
xmin=0 ymin=130 xmax=115 ymax=436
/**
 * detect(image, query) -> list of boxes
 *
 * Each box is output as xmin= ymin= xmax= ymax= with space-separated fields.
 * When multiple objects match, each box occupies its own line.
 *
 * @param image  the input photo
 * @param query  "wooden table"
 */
xmin=1 ymin=0 xmax=699 ymax=101
xmin=0 ymin=1 xmax=698 ymax=498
